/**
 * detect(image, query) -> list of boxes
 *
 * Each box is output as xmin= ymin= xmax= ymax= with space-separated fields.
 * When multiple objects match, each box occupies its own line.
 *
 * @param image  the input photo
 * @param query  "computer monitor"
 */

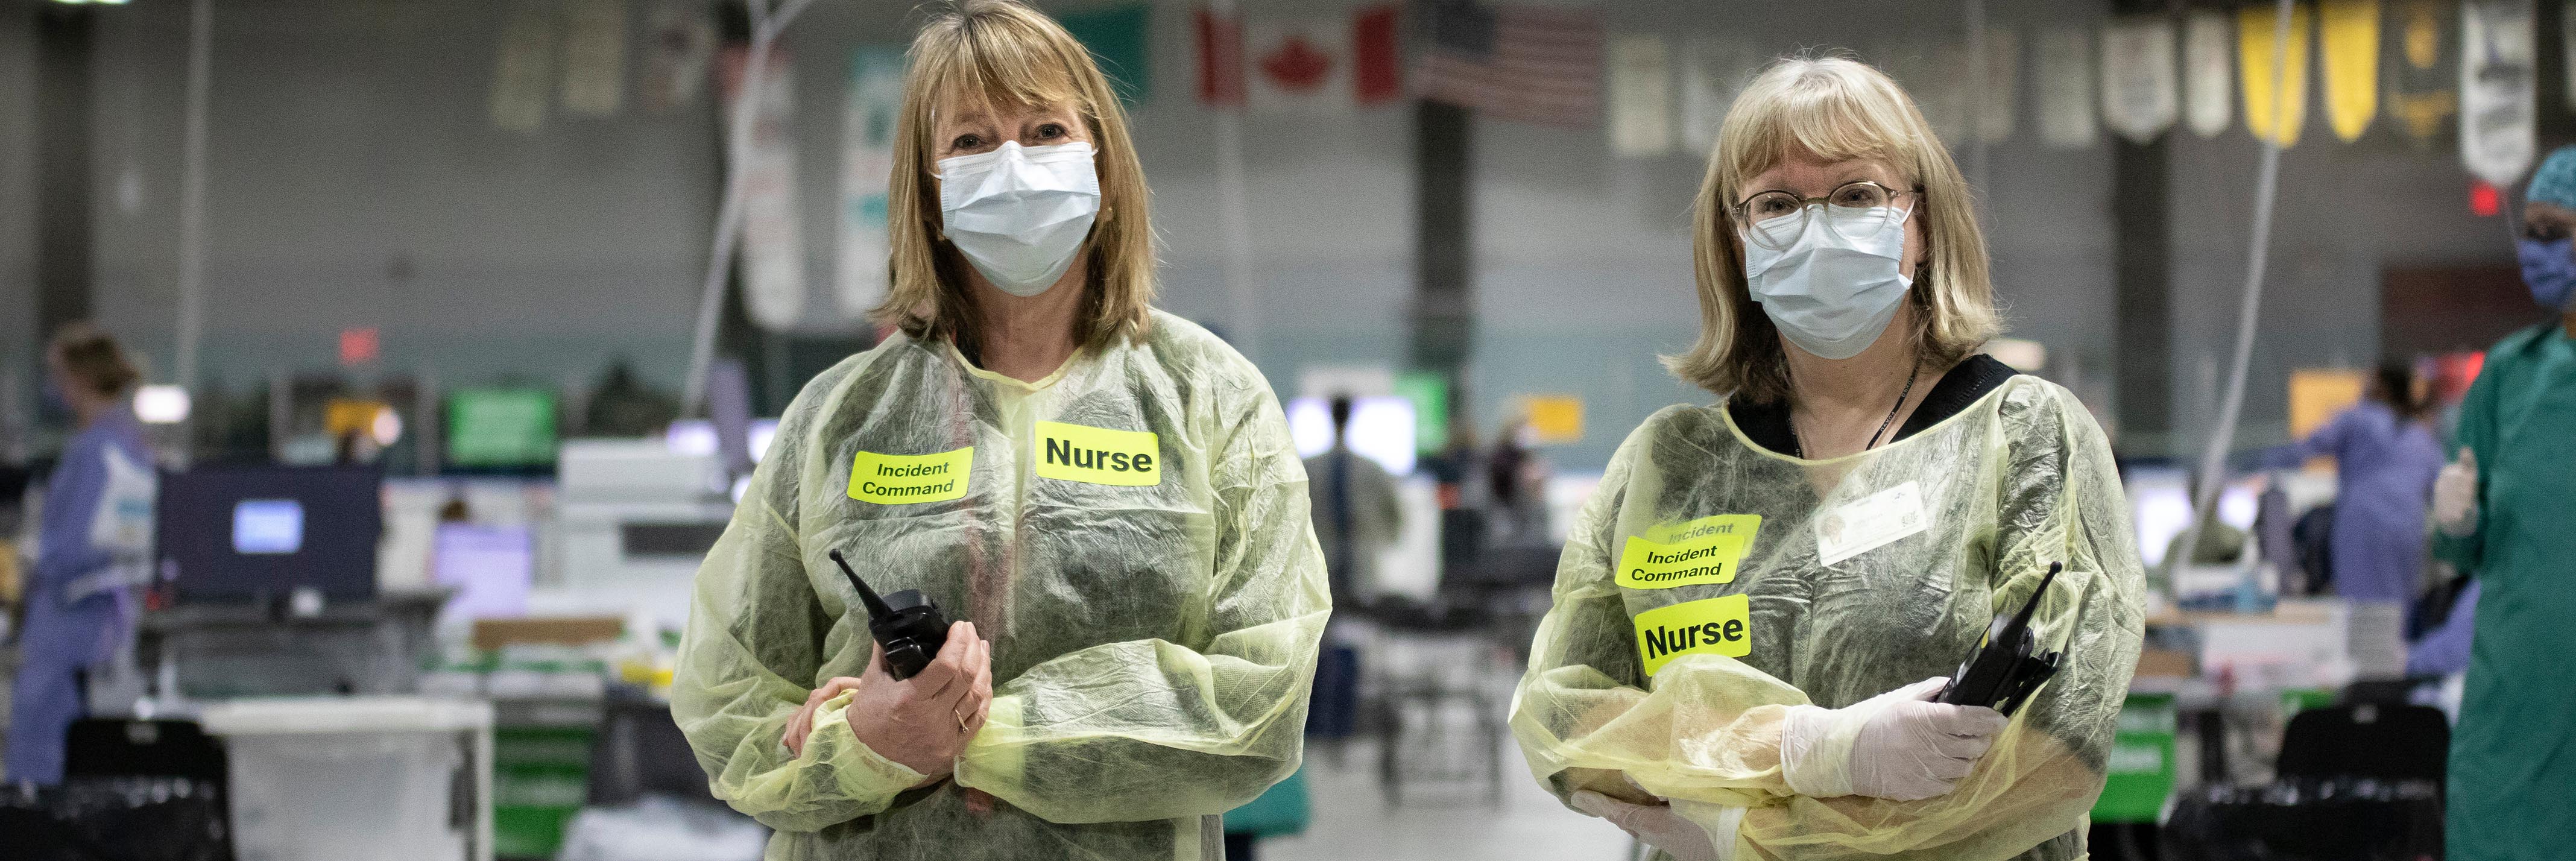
xmin=157 ymin=465 xmax=384 ymax=602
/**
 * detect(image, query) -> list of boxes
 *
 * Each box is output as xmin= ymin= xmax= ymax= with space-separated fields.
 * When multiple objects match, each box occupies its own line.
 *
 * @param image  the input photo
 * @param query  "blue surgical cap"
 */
xmin=2527 ymin=145 xmax=2576 ymax=210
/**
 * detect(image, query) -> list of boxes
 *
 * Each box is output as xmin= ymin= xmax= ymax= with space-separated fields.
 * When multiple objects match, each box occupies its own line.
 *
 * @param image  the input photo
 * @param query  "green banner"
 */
xmin=1058 ymin=4 xmax=1152 ymax=105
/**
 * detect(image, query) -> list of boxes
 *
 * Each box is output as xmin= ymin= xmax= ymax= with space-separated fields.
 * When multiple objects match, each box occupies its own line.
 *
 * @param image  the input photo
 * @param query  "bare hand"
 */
xmin=780 ymin=622 xmax=993 ymax=783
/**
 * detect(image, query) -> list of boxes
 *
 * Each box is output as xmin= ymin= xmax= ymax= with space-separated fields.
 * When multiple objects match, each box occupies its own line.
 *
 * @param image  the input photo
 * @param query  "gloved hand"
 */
xmin=2433 ymin=448 xmax=2478 ymax=537
xmin=1779 ymin=676 xmax=2008 ymax=801
xmin=1570 ymin=790 xmax=1735 ymax=861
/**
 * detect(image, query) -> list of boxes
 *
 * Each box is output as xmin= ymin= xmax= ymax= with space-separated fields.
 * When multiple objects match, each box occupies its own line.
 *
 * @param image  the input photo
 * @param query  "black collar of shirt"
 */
xmin=1727 ymin=354 xmax=2021 ymax=458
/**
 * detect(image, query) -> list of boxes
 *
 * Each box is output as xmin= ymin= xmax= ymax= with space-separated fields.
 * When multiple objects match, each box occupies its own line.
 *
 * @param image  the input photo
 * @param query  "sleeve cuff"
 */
xmin=806 ymin=689 xmax=929 ymax=796
xmin=1670 ymin=801 xmax=1747 ymax=861
xmin=954 ymin=693 xmax=1027 ymax=795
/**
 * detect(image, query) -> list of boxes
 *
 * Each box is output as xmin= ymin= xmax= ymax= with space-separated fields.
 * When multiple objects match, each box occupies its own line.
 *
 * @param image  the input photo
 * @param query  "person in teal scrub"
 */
xmin=2431 ymin=144 xmax=2576 ymax=859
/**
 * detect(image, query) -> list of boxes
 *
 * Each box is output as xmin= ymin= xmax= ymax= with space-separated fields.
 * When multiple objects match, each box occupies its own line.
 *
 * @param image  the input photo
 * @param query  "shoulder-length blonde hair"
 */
xmin=871 ymin=0 xmax=1155 ymax=356
xmin=1664 ymin=55 xmax=2000 ymax=404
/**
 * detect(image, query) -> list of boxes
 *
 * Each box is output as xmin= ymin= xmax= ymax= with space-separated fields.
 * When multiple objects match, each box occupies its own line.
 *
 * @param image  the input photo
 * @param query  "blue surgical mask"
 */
xmin=40 ymin=377 xmax=71 ymax=415
xmin=2515 ymin=236 xmax=2576 ymax=311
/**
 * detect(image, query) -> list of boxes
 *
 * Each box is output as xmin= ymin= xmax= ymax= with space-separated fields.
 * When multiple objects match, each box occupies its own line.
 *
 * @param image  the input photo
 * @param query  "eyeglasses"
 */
xmin=1732 ymin=180 xmax=1921 ymax=251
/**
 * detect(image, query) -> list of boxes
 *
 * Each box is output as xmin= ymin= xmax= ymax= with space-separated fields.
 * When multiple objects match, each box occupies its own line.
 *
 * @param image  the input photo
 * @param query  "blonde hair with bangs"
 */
xmin=873 ymin=0 xmax=1155 ymax=356
xmin=1665 ymin=55 xmax=1999 ymax=404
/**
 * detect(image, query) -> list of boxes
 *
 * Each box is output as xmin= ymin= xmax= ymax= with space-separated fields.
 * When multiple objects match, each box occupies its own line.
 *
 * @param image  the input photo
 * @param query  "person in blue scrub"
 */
xmin=2260 ymin=363 xmax=2445 ymax=676
xmin=2429 ymin=144 xmax=2576 ymax=860
xmin=5 ymin=323 xmax=150 ymax=785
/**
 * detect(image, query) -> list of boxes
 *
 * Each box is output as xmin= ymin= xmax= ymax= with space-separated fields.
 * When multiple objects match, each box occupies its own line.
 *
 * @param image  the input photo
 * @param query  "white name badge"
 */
xmin=1814 ymin=480 xmax=1930 ymax=567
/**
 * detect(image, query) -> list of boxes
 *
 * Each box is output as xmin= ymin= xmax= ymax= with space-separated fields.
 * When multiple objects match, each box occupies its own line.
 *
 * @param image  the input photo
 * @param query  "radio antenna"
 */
xmin=828 ymin=550 xmax=894 ymax=619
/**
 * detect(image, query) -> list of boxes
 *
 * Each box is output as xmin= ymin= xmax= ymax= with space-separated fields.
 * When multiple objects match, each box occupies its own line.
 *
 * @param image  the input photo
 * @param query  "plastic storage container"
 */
xmin=198 ymin=696 xmax=494 ymax=861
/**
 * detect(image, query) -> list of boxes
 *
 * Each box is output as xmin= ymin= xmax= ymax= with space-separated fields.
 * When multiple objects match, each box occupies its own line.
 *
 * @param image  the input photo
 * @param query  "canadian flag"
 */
xmin=1200 ymin=5 xmax=1399 ymax=112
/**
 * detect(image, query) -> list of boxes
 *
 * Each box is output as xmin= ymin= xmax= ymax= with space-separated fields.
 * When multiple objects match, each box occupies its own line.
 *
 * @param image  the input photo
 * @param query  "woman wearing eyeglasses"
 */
xmin=1510 ymin=57 xmax=2144 ymax=860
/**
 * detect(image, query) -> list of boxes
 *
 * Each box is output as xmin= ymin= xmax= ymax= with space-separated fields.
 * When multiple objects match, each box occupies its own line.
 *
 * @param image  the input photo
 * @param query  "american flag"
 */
xmin=1415 ymin=1 xmax=1603 ymax=127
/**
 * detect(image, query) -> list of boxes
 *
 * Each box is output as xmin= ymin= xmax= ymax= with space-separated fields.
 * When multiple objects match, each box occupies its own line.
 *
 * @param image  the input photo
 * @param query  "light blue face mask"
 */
xmin=1741 ymin=206 xmax=1915 ymax=361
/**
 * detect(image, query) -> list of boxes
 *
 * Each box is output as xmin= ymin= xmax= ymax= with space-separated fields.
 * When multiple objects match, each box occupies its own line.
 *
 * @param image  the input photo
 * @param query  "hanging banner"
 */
xmin=1975 ymin=27 xmax=2019 ymax=144
xmin=1606 ymin=35 xmax=1673 ymax=156
xmin=721 ymin=47 xmax=807 ymax=331
xmin=1678 ymin=36 xmax=1758 ymax=150
xmin=2320 ymin=0 xmax=2379 ymax=142
xmin=2183 ymin=10 xmax=2234 ymax=137
xmin=2461 ymin=0 xmax=2537 ymax=186
xmin=838 ymin=47 xmax=904 ymax=319
xmin=2101 ymin=16 xmax=2180 ymax=144
xmin=2238 ymin=2 xmax=2313 ymax=148
xmin=561 ymin=0 xmax=629 ymax=116
xmin=1886 ymin=44 xmax=1968 ymax=144
xmin=643 ymin=0 xmax=716 ymax=113
xmin=2036 ymin=25 xmax=2098 ymax=149
xmin=2390 ymin=0 xmax=2457 ymax=147
xmin=490 ymin=0 xmax=556 ymax=133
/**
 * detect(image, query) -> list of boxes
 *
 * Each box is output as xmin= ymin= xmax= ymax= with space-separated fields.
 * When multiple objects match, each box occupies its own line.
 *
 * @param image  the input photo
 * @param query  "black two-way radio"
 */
xmin=828 ymin=549 xmax=950 ymax=681
xmin=1937 ymin=561 xmax=2064 ymax=716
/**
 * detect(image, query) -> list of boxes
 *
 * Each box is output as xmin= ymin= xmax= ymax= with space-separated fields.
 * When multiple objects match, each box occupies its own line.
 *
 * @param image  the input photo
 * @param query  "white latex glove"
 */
xmin=2433 ymin=448 xmax=2478 ymax=537
xmin=1779 ymin=676 xmax=2009 ymax=801
xmin=1570 ymin=790 xmax=1739 ymax=861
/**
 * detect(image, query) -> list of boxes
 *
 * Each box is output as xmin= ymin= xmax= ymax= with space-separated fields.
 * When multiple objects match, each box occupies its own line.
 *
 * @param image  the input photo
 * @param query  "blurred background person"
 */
xmin=2427 ymin=143 xmax=2576 ymax=861
xmin=1305 ymin=393 xmax=1403 ymax=610
xmin=2258 ymin=362 xmax=2443 ymax=678
xmin=5 ymin=323 xmax=150 ymax=786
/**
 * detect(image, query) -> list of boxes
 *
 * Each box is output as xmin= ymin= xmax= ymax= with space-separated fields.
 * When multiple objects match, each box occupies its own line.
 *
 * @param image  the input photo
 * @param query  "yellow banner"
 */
xmin=2390 ymin=0 xmax=2456 ymax=145
xmin=1618 ymin=514 xmax=1762 ymax=590
xmin=1035 ymin=421 xmax=1161 ymax=487
xmin=2322 ymin=0 xmax=2381 ymax=141
xmin=2240 ymin=3 xmax=2314 ymax=147
xmin=848 ymin=447 xmax=973 ymax=504
xmin=1634 ymin=594 xmax=1753 ymax=676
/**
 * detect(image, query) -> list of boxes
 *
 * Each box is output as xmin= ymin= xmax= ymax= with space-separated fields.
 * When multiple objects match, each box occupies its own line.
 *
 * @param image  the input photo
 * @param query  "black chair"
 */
xmin=2275 ymin=702 xmax=2448 ymax=788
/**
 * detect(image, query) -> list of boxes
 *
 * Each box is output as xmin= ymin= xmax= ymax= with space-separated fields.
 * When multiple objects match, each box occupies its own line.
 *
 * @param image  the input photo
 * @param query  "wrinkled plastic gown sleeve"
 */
xmin=671 ymin=314 xmax=1330 ymax=851
xmin=1510 ymin=378 xmax=2147 ymax=861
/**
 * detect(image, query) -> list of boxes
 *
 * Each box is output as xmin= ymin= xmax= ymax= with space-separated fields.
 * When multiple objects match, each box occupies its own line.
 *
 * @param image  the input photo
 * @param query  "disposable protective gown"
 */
xmin=674 ymin=311 xmax=1329 ymax=860
xmin=1511 ymin=376 xmax=2145 ymax=861
xmin=2434 ymin=322 xmax=2576 ymax=861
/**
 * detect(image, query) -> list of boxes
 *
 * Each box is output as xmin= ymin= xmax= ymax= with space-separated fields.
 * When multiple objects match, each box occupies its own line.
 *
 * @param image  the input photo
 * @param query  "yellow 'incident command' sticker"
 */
xmin=1617 ymin=514 xmax=1761 ymax=590
xmin=848 ymin=447 xmax=973 ymax=504
xmin=1035 ymin=421 xmax=1161 ymax=487
xmin=1634 ymin=594 xmax=1752 ymax=676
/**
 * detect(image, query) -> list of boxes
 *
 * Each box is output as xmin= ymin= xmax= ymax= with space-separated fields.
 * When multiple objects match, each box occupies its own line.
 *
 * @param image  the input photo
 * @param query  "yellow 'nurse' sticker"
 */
xmin=1617 ymin=514 xmax=1761 ymax=590
xmin=1632 ymin=594 xmax=1753 ymax=676
xmin=848 ymin=447 xmax=973 ymax=504
xmin=1035 ymin=421 xmax=1161 ymax=487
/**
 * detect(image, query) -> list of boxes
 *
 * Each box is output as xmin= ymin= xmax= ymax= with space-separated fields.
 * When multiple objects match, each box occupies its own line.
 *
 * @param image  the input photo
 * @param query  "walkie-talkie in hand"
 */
xmin=1938 ymin=561 xmax=2064 ymax=716
xmin=828 ymin=549 xmax=950 ymax=681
